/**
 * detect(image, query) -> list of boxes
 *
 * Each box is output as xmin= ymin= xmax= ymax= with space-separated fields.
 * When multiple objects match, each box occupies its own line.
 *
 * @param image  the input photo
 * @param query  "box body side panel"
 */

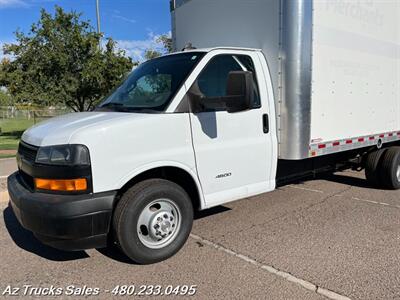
xmin=311 ymin=0 xmax=400 ymax=143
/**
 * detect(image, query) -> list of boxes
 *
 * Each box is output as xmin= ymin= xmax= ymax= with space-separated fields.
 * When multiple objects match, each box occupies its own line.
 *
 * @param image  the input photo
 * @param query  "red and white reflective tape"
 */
xmin=309 ymin=131 xmax=400 ymax=157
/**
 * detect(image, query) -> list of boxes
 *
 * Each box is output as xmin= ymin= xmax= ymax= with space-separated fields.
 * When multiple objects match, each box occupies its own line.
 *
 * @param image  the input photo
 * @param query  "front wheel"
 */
xmin=113 ymin=179 xmax=193 ymax=264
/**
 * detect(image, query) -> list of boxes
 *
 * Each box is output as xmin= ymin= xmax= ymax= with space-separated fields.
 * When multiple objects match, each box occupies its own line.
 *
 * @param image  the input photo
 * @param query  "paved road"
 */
xmin=0 ymin=158 xmax=17 ymax=178
xmin=1 ymin=170 xmax=400 ymax=299
xmin=0 ymin=158 xmax=16 ymax=200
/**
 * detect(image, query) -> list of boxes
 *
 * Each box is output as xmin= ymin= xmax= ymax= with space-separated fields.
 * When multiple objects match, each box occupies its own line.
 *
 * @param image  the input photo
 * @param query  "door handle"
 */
xmin=262 ymin=114 xmax=269 ymax=134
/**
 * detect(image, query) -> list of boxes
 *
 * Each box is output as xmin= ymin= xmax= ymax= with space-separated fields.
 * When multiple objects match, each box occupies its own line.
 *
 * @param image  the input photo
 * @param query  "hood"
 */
xmin=21 ymin=112 xmax=151 ymax=146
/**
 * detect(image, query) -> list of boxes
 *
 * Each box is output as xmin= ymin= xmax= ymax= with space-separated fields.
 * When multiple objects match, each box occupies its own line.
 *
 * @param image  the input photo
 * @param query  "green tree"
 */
xmin=144 ymin=33 xmax=173 ymax=61
xmin=157 ymin=34 xmax=173 ymax=53
xmin=0 ymin=88 xmax=13 ymax=106
xmin=0 ymin=6 xmax=133 ymax=112
xmin=144 ymin=49 xmax=163 ymax=61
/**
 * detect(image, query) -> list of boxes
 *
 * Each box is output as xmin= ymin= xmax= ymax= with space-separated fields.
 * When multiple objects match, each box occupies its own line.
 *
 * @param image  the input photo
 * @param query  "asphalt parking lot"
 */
xmin=1 ymin=161 xmax=400 ymax=299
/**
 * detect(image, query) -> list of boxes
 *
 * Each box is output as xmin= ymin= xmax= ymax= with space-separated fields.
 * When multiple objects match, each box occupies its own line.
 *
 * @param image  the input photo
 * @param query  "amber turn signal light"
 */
xmin=34 ymin=178 xmax=87 ymax=192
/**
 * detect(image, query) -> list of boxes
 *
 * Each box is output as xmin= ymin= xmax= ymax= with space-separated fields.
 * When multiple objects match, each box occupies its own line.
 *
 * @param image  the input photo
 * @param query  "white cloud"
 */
xmin=0 ymin=0 xmax=28 ymax=8
xmin=0 ymin=40 xmax=15 ymax=61
xmin=112 ymin=13 xmax=136 ymax=24
xmin=115 ymin=31 xmax=172 ymax=62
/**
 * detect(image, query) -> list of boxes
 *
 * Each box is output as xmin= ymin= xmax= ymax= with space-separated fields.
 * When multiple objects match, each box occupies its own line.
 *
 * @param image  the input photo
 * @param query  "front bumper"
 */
xmin=7 ymin=172 xmax=117 ymax=251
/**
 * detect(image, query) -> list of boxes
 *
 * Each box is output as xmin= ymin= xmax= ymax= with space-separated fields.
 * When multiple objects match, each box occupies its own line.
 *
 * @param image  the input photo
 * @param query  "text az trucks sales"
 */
xmin=2 ymin=285 xmax=100 ymax=297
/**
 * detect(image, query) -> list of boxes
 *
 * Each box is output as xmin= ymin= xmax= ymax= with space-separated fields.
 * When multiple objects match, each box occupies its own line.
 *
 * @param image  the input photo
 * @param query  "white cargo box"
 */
xmin=171 ymin=0 xmax=400 ymax=160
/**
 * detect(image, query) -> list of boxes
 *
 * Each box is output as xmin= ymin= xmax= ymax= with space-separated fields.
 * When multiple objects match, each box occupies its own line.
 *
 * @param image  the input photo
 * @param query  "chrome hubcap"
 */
xmin=137 ymin=199 xmax=181 ymax=249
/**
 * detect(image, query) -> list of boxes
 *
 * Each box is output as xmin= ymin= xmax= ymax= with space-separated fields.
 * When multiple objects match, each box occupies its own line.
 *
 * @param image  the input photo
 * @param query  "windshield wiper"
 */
xmin=97 ymin=102 xmax=130 ymax=112
xmin=96 ymin=103 xmax=161 ymax=113
xmin=100 ymin=102 xmax=123 ymax=108
xmin=128 ymin=108 xmax=160 ymax=113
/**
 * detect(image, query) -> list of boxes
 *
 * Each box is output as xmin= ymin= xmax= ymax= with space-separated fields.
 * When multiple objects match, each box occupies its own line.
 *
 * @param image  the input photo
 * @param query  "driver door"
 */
xmin=187 ymin=52 xmax=274 ymax=207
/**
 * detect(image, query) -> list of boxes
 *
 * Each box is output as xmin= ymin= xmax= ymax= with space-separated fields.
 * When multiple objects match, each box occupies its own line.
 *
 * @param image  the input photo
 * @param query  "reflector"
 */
xmin=34 ymin=178 xmax=87 ymax=191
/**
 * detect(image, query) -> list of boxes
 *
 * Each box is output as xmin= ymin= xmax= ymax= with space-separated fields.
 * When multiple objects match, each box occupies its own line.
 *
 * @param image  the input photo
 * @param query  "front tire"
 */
xmin=113 ymin=179 xmax=193 ymax=264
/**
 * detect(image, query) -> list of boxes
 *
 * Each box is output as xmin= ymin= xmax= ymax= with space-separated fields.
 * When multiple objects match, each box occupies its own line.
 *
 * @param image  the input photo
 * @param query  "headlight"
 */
xmin=35 ymin=144 xmax=90 ymax=165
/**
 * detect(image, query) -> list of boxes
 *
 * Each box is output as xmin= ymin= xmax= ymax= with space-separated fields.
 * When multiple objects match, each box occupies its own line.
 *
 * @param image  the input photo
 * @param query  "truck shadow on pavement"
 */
xmin=286 ymin=171 xmax=378 ymax=190
xmin=96 ymin=246 xmax=134 ymax=264
xmin=193 ymin=205 xmax=231 ymax=219
xmin=319 ymin=173 xmax=380 ymax=189
xmin=3 ymin=205 xmax=90 ymax=261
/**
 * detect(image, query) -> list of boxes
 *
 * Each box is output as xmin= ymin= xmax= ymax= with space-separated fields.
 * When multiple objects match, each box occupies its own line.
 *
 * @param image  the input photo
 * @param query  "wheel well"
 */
xmin=117 ymin=167 xmax=202 ymax=211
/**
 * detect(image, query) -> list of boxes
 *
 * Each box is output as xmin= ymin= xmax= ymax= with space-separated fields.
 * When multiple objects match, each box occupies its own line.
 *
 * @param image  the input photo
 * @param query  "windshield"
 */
xmin=97 ymin=52 xmax=205 ymax=112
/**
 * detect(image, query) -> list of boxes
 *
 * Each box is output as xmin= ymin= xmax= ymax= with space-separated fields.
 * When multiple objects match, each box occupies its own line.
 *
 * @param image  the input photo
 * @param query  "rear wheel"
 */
xmin=113 ymin=179 xmax=193 ymax=264
xmin=380 ymin=147 xmax=400 ymax=190
xmin=365 ymin=148 xmax=387 ymax=187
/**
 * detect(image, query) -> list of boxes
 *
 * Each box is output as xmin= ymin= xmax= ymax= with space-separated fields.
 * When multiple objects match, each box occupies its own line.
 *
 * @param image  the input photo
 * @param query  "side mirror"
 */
xmin=225 ymin=71 xmax=254 ymax=113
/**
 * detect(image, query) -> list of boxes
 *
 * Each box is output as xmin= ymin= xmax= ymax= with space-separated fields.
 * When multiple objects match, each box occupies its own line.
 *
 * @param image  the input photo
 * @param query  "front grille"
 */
xmin=18 ymin=142 xmax=39 ymax=162
xmin=20 ymin=170 xmax=35 ymax=190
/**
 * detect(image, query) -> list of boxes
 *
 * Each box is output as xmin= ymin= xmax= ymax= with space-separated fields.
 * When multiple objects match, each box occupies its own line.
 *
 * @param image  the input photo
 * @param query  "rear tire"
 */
xmin=113 ymin=179 xmax=193 ymax=264
xmin=365 ymin=148 xmax=387 ymax=187
xmin=380 ymin=147 xmax=400 ymax=190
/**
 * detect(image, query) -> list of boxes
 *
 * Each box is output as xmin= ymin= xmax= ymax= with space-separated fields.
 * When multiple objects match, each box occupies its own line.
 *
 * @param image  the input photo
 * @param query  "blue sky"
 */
xmin=0 ymin=0 xmax=171 ymax=61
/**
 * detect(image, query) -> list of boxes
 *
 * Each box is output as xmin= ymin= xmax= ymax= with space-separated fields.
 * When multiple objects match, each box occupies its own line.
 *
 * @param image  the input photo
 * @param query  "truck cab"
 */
xmin=8 ymin=48 xmax=278 ymax=264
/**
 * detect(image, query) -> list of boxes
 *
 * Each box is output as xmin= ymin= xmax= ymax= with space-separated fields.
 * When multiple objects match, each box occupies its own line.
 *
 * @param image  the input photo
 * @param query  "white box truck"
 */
xmin=8 ymin=0 xmax=400 ymax=264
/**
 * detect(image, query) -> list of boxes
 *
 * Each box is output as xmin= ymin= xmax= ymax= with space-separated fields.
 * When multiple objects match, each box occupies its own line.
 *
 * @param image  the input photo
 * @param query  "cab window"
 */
xmin=189 ymin=54 xmax=261 ymax=112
